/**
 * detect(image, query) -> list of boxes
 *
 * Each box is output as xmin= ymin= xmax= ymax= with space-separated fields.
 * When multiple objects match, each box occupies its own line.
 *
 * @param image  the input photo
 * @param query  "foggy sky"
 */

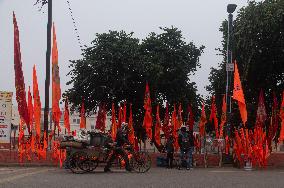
xmin=0 ymin=0 xmax=253 ymax=105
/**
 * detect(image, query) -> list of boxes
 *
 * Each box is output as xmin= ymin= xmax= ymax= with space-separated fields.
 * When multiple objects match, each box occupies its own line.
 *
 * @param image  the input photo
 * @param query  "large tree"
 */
xmin=66 ymin=27 xmax=204 ymax=136
xmin=207 ymin=0 xmax=284 ymax=128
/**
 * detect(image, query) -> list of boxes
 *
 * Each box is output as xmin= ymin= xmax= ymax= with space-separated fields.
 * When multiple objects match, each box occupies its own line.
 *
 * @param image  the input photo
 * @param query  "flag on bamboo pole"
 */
xmin=233 ymin=61 xmax=247 ymax=126
xmin=33 ymin=65 xmax=41 ymax=139
xmin=209 ymin=96 xmax=219 ymax=138
xmin=199 ymin=101 xmax=207 ymax=137
xmin=172 ymin=104 xmax=179 ymax=150
xmin=123 ymin=102 xmax=127 ymax=123
xmin=128 ymin=103 xmax=135 ymax=145
xmin=111 ymin=103 xmax=117 ymax=141
xmin=13 ymin=12 xmax=29 ymax=126
xmin=143 ymin=82 xmax=152 ymax=139
xmin=118 ymin=106 xmax=123 ymax=129
xmin=155 ymin=105 xmax=161 ymax=146
xmin=178 ymin=103 xmax=183 ymax=127
xmin=27 ymin=86 xmax=33 ymax=133
xmin=279 ymin=91 xmax=284 ymax=142
xmin=186 ymin=103 xmax=194 ymax=132
xmin=80 ymin=100 xmax=86 ymax=129
xmin=64 ymin=99 xmax=70 ymax=134
xmin=52 ymin=23 xmax=61 ymax=132
xmin=255 ymin=89 xmax=267 ymax=128
xmin=162 ymin=102 xmax=170 ymax=139
xmin=219 ymin=95 xmax=227 ymax=138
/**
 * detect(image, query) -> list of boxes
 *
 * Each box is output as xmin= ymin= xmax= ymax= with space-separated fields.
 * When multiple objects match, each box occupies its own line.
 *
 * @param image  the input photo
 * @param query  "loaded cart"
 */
xmin=60 ymin=130 xmax=151 ymax=174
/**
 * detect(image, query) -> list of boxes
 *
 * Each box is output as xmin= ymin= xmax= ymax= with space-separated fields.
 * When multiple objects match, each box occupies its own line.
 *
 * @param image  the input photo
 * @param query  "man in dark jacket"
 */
xmin=104 ymin=123 xmax=131 ymax=172
xmin=165 ymin=134 xmax=175 ymax=168
xmin=178 ymin=126 xmax=194 ymax=170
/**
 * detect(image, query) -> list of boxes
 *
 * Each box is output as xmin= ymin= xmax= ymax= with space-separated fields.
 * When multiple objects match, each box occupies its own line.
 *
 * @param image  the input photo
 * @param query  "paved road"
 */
xmin=0 ymin=167 xmax=284 ymax=188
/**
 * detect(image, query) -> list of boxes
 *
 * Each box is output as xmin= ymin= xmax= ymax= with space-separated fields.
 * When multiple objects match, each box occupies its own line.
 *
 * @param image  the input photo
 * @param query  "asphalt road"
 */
xmin=0 ymin=167 xmax=284 ymax=188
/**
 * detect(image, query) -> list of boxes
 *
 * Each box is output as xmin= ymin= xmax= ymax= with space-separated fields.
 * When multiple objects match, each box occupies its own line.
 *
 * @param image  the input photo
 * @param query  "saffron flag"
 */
xmin=219 ymin=95 xmax=227 ymax=138
xmin=128 ymin=104 xmax=135 ymax=145
xmin=162 ymin=102 xmax=170 ymax=139
xmin=95 ymin=103 xmax=106 ymax=132
xmin=64 ymin=99 xmax=70 ymax=134
xmin=255 ymin=89 xmax=267 ymax=128
xmin=172 ymin=104 xmax=179 ymax=150
xmin=209 ymin=96 xmax=219 ymax=137
xmin=199 ymin=101 xmax=207 ymax=137
xmin=27 ymin=86 xmax=33 ymax=133
xmin=178 ymin=103 xmax=183 ymax=128
xmin=33 ymin=65 xmax=41 ymax=139
xmin=13 ymin=12 xmax=29 ymax=126
xmin=186 ymin=103 xmax=194 ymax=132
xmin=279 ymin=92 xmax=284 ymax=142
xmin=52 ymin=23 xmax=61 ymax=132
xmin=111 ymin=103 xmax=117 ymax=141
xmin=123 ymin=102 xmax=127 ymax=123
xmin=80 ymin=100 xmax=86 ymax=129
xmin=143 ymin=82 xmax=152 ymax=139
xmin=155 ymin=105 xmax=161 ymax=146
xmin=233 ymin=61 xmax=247 ymax=126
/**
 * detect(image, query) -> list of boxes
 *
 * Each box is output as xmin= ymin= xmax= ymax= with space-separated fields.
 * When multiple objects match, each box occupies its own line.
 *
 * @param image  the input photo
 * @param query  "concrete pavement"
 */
xmin=0 ymin=167 xmax=284 ymax=188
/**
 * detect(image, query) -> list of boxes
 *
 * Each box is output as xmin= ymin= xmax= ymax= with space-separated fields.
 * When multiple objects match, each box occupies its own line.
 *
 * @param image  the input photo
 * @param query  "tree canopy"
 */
xmin=65 ymin=27 xmax=204 ymax=127
xmin=207 ymin=0 xmax=284 ymax=127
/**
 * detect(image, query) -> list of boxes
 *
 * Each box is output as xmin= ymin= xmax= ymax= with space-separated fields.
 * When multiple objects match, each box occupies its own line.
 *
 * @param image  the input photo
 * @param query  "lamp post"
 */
xmin=34 ymin=0 xmax=52 ymax=139
xmin=225 ymin=4 xmax=237 ymax=135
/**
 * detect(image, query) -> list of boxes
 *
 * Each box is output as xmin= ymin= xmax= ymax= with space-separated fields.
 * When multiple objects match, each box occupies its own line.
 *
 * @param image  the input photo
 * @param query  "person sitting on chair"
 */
xmin=104 ymin=122 xmax=132 ymax=172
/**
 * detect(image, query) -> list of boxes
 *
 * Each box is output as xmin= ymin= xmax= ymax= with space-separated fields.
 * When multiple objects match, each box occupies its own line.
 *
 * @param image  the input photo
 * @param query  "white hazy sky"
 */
xmin=0 ymin=0 xmax=255 ymax=105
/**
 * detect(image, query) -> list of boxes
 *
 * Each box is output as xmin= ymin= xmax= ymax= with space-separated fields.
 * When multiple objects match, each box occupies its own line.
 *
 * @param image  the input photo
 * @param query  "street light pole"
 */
xmin=43 ymin=0 xmax=52 ymax=139
xmin=225 ymin=4 xmax=237 ymax=135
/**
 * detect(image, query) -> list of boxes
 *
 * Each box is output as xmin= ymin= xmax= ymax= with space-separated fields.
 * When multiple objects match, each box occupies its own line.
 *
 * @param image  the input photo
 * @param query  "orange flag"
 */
xmin=233 ymin=61 xmax=247 ymax=126
xmin=143 ymin=82 xmax=152 ymax=139
xmin=162 ymin=102 xmax=170 ymax=139
xmin=178 ymin=103 xmax=183 ymax=129
xmin=219 ymin=95 xmax=227 ymax=138
xmin=172 ymin=104 xmax=179 ymax=150
xmin=111 ymin=103 xmax=117 ymax=141
xmin=118 ymin=106 xmax=123 ymax=129
xmin=199 ymin=101 xmax=207 ymax=137
xmin=64 ymin=99 xmax=70 ymax=134
xmin=255 ymin=89 xmax=267 ymax=128
xmin=27 ymin=86 xmax=33 ymax=133
xmin=13 ymin=12 xmax=29 ymax=126
xmin=279 ymin=92 xmax=284 ymax=142
xmin=52 ymin=23 xmax=61 ymax=132
xmin=155 ymin=105 xmax=161 ymax=146
xmin=128 ymin=104 xmax=135 ymax=145
xmin=209 ymin=96 xmax=219 ymax=137
xmin=33 ymin=65 xmax=41 ymax=139
xmin=79 ymin=100 xmax=86 ymax=129
xmin=123 ymin=102 xmax=127 ymax=123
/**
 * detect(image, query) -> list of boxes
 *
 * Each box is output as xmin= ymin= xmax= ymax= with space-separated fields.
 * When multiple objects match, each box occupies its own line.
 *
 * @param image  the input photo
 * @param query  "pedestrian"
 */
xmin=165 ymin=134 xmax=175 ymax=168
xmin=178 ymin=126 xmax=194 ymax=170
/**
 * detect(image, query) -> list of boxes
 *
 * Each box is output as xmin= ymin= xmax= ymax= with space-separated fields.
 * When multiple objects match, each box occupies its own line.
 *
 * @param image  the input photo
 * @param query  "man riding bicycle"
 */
xmin=104 ymin=122 xmax=132 ymax=172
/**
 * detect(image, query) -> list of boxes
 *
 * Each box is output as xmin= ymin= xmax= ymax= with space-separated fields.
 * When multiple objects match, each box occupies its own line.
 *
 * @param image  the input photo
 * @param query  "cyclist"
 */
xmin=104 ymin=122 xmax=132 ymax=172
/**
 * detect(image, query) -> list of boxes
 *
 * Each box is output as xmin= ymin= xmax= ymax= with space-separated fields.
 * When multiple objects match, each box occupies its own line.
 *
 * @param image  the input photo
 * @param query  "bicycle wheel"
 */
xmin=69 ymin=151 xmax=88 ymax=174
xmin=130 ymin=151 xmax=151 ymax=173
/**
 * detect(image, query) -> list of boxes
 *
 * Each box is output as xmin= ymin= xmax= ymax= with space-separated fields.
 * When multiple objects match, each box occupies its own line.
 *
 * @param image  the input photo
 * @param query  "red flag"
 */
xmin=52 ymin=23 xmax=61 ymax=132
xmin=123 ymin=102 xmax=127 ymax=123
xmin=279 ymin=92 xmax=284 ymax=142
xmin=162 ymin=102 xmax=170 ymax=139
xmin=172 ymin=104 xmax=179 ymax=150
xmin=118 ymin=106 xmax=123 ymax=129
xmin=143 ymin=82 xmax=152 ymax=139
xmin=111 ymin=103 xmax=117 ymax=141
xmin=199 ymin=101 xmax=207 ymax=137
xmin=178 ymin=103 xmax=183 ymax=129
xmin=27 ymin=86 xmax=33 ymax=133
xmin=255 ymin=89 xmax=267 ymax=128
xmin=233 ymin=61 xmax=247 ymax=125
xmin=80 ymin=100 xmax=86 ymax=129
xmin=33 ymin=65 xmax=41 ymax=139
xmin=155 ymin=105 xmax=161 ymax=146
xmin=271 ymin=92 xmax=279 ymax=139
xmin=13 ymin=12 xmax=29 ymax=126
xmin=128 ymin=104 xmax=135 ymax=145
xmin=64 ymin=99 xmax=70 ymax=134
xmin=96 ymin=103 xmax=106 ymax=132
xmin=209 ymin=96 xmax=219 ymax=137
xmin=186 ymin=103 xmax=194 ymax=132
xmin=219 ymin=95 xmax=227 ymax=138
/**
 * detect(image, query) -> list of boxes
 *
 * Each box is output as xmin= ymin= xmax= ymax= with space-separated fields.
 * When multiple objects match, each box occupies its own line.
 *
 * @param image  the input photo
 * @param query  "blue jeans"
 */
xmin=181 ymin=147 xmax=193 ymax=168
